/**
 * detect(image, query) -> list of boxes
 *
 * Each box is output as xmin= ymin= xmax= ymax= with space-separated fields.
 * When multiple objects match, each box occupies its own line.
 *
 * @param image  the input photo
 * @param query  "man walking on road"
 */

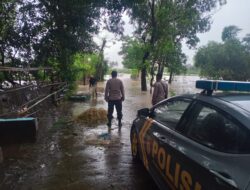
xmin=104 ymin=70 xmax=125 ymax=128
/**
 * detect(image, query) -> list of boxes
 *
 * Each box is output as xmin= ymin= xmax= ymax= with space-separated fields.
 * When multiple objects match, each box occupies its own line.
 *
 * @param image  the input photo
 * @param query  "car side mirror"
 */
xmin=137 ymin=108 xmax=149 ymax=117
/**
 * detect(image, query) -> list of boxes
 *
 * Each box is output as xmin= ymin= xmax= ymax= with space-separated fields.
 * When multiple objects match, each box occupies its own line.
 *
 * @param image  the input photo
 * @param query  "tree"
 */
xmin=73 ymin=53 xmax=99 ymax=84
xmin=0 ymin=0 xmax=16 ymax=67
xmin=222 ymin=25 xmax=241 ymax=42
xmin=195 ymin=27 xmax=250 ymax=81
xmin=195 ymin=41 xmax=227 ymax=79
xmin=1 ymin=0 xmax=226 ymax=89
xmin=243 ymin=33 xmax=250 ymax=51
xmin=120 ymin=37 xmax=148 ymax=80
xmin=126 ymin=0 xmax=226 ymax=91
xmin=1 ymin=0 xmax=134 ymax=85
xmin=120 ymin=37 xmax=146 ymax=70
xmin=0 ymin=1 xmax=27 ymax=86
xmin=95 ymin=39 xmax=107 ymax=81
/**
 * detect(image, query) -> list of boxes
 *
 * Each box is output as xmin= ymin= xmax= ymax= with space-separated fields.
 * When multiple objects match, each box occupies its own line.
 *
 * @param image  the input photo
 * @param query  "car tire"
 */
xmin=130 ymin=126 xmax=140 ymax=161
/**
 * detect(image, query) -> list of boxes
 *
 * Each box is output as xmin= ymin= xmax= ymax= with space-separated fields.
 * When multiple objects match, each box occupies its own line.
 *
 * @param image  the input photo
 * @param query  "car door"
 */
xmin=142 ymin=97 xmax=193 ymax=190
xmin=170 ymin=101 xmax=250 ymax=190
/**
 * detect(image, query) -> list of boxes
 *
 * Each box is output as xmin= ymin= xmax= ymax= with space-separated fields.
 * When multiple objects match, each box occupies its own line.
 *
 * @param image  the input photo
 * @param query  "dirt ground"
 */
xmin=0 ymin=75 xmax=159 ymax=190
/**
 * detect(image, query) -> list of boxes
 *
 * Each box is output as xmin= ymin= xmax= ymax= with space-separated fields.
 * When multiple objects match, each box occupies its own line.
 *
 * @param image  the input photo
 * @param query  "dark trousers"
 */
xmin=107 ymin=100 xmax=123 ymax=121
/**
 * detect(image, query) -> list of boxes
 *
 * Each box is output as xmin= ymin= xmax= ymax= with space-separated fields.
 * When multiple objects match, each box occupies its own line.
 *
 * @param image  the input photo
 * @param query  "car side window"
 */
xmin=153 ymin=99 xmax=191 ymax=129
xmin=187 ymin=103 xmax=250 ymax=153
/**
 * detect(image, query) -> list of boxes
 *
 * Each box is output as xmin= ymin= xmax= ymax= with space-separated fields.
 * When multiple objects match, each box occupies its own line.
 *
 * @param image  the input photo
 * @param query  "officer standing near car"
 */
xmin=152 ymin=73 xmax=168 ymax=105
xmin=104 ymin=70 xmax=125 ymax=128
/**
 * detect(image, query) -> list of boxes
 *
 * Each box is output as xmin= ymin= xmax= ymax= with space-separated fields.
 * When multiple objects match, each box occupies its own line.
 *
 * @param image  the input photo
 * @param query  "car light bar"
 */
xmin=196 ymin=80 xmax=250 ymax=92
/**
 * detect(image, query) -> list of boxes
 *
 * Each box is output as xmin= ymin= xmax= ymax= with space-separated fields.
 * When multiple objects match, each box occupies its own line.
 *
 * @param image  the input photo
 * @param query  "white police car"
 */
xmin=130 ymin=80 xmax=250 ymax=190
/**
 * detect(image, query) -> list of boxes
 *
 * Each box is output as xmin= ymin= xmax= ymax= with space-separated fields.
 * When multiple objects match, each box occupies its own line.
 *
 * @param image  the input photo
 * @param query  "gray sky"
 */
xmin=97 ymin=0 xmax=250 ymax=67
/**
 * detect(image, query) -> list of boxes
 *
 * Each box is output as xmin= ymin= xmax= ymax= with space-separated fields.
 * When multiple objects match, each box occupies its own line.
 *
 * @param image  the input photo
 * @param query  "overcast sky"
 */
xmin=97 ymin=0 xmax=250 ymax=67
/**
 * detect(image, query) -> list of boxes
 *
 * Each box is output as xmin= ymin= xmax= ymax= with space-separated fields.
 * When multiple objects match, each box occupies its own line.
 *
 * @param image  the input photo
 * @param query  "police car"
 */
xmin=130 ymin=80 xmax=250 ymax=190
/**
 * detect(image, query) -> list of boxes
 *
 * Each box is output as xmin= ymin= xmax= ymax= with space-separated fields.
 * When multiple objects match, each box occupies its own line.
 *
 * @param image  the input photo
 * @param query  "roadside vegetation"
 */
xmin=1 ymin=0 xmax=229 ymax=91
xmin=0 ymin=1 xmax=128 ymax=88
xmin=195 ymin=26 xmax=250 ymax=81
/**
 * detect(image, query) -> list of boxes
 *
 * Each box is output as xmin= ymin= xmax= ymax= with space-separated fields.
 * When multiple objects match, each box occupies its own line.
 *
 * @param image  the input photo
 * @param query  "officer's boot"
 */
xmin=107 ymin=118 xmax=112 ymax=128
xmin=118 ymin=119 xmax=122 ymax=128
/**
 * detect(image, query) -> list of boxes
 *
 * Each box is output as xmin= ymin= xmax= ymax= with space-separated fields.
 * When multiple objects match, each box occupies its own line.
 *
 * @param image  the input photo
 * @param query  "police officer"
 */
xmin=89 ymin=75 xmax=97 ymax=99
xmin=104 ymin=70 xmax=125 ymax=128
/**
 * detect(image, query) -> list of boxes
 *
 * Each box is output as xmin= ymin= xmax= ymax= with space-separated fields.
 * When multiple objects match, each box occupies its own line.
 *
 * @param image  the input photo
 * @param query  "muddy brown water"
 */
xmin=0 ymin=75 xmax=200 ymax=190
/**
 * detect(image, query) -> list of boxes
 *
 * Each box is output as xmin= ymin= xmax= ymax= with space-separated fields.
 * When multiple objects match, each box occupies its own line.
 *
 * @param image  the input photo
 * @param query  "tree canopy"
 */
xmin=195 ymin=27 xmax=250 ymax=81
xmin=222 ymin=25 xmax=241 ymax=42
xmin=0 ymin=0 xmax=131 ymax=85
xmin=1 ymin=0 xmax=227 ymax=89
xmin=119 ymin=37 xmax=146 ymax=70
xmin=120 ymin=0 xmax=226 ymax=90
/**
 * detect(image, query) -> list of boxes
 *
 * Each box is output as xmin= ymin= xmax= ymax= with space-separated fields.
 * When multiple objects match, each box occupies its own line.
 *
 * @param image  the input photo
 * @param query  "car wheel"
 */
xmin=131 ymin=126 xmax=140 ymax=161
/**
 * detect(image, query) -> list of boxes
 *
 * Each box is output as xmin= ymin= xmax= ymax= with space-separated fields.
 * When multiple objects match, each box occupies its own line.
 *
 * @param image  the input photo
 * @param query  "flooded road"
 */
xmin=0 ymin=74 xmax=200 ymax=190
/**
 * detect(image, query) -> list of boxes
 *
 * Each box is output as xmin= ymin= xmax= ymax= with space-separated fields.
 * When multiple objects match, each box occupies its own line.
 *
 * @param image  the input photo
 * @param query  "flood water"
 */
xmin=0 ymin=74 xmax=200 ymax=190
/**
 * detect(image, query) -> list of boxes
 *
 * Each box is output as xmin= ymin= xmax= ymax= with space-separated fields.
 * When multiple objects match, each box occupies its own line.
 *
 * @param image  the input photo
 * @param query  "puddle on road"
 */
xmin=84 ymin=132 xmax=111 ymax=145
xmin=83 ymin=123 xmax=123 ymax=146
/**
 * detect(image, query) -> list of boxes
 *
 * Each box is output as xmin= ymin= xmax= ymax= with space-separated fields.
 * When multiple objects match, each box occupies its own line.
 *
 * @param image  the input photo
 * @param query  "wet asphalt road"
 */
xmin=0 ymin=75 xmax=200 ymax=190
xmin=0 ymin=75 xmax=159 ymax=190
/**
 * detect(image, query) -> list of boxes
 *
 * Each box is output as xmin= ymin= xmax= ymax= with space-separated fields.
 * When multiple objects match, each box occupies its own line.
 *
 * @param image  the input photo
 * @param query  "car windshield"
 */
xmin=221 ymin=95 xmax=250 ymax=112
